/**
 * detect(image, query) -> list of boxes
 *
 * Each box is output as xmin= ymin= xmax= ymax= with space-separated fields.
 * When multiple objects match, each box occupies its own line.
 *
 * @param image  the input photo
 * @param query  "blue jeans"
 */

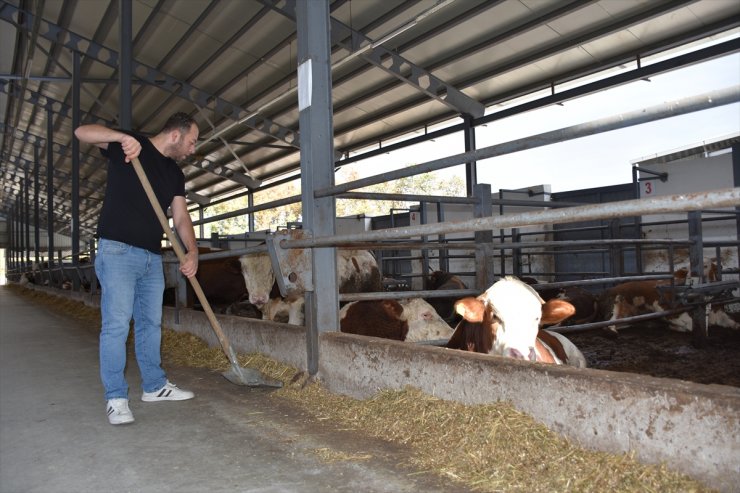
xmin=95 ymin=239 xmax=167 ymax=400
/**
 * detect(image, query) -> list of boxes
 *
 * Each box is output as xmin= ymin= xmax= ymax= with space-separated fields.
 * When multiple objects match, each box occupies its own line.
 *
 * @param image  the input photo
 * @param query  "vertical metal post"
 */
xmin=47 ymin=107 xmax=55 ymax=285
xmin=296 ymin=0 xmax=337 ymax=376
xmin=119 ymin=0 xmax=133 ymax=130
xmin=688 ymin=210 xmax=707 ymax=347
xmin=33 ymin=146 xmax=41 ymax=264
xmin=609 ymin=219 xmax=622 ymax=276
xmin=512 ymin=228 xmax=521 ymax=277
xmin=89 ymin=239 xmax=98 ymax=296
xmin=71 ymin=50 xmax=81 ymax=290
xmin=732 ymin=143 xmax=739 ymax=261
xmin=13 ymin=204 xmax=19 ymax=273
xmin=473 ymin=184 xmax=494 ymax=290
xmin=248 ymin=192 xmax=255 ymax=232
xmin=198 ymin=206 xmax=204 ymax=240
xmin=24 ymin=167 xmax=31 ymax=266
xmin=420 ymin=201 xmax=429 ymax=277
xmin=631 ymin=165 xmax=644 ymax=274
xmin=8 ymin=205 xmax=14 ymax=273
xmin=436 ymin=202 xmax=448 ymax=272
xmin=463 ymin=114 xmax=477 ymax=196
xmin=17 ymin=195 xmax=23 ymax=271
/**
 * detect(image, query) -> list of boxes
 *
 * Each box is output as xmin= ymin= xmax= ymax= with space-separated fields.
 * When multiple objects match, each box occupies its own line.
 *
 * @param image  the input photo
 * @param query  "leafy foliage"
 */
xmin=201 ymin=167 xmax=465 ymax=235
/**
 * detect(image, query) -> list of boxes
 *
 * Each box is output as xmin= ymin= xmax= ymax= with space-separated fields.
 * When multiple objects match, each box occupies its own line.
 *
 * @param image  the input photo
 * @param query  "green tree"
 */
xmin=199 ymin=166 xmax=465 ymax=236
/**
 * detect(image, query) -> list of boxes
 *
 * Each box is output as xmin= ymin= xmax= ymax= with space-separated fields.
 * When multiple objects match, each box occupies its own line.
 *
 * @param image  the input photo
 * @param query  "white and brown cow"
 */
xmin=445 ymin=276 xmax=587 ymax=367
xmin=339 ymin=298 xmax=454 ymax=342
xmin=598 ymin=277 xmax=693 ymax=333
xmin=599 ymin=265 xmax=739 ymax=333
xmin=239 ymin=246 xmax=381 ymax=325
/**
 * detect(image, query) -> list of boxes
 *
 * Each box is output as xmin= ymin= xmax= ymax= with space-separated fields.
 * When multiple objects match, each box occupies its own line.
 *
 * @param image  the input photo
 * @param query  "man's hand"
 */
xmin=120 ymin=134 xmax=141 ymax=163
xmin=180 ymin=249 xmax=198 ymax=278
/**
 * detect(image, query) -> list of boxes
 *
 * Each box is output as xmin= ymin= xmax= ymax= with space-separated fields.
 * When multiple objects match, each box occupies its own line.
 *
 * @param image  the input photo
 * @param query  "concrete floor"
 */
xmin=0 ymin=287 xmax=468 ymax=493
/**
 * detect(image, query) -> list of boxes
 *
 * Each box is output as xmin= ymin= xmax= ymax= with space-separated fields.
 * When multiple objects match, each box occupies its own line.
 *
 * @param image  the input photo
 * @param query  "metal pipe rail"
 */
xmin=282 ymin=188 xmax=740 ymax=249
xmin=315 ymin=86 xmax=740 ymax=198
xmin=493 ymin=238 xmax=693 ymax=250
xmin=161 ymin=244 xmax=269 ymax=263
xmin=339 ymin=288 xmax=480 ymax=302
xmin=338 ymin=274 xmax=679 ymax=302
xmin=547 ymin=308 xmax=691 ymax=334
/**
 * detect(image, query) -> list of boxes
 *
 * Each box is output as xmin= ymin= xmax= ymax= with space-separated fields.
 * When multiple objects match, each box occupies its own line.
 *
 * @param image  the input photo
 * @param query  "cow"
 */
xmin=339 ymin=298 xmax=454 ymax=342
xmin=596 ymin=266 xmax=723 ymax=333
xmin=550 ymin=286 xmax=599 ymax=327
xmin=445 ymin=276 xmax=587 ymax=367
xmin=239 ymin=243 xmax=382 ymax=325
xmin=423 ymin=271 xmax=469 ymax=324
xmin=597 ymin=276 xmax=693 ymax=333
xmin=163 ymin=249 xmax=247 ymax=311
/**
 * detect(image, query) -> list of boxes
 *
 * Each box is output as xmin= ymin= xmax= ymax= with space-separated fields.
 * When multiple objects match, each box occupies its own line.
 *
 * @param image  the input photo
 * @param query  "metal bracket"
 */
xmin=266 ymin=229 xmax=314 ymax=298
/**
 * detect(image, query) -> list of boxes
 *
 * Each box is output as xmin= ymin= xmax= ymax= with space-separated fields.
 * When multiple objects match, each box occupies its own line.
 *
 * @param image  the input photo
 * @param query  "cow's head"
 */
xmin=398 ymin=298 xmax=454 ymax=342
xmin=455 ymin=277 xmax=574 ymax=361
xmin=239 ymin=252 xmax=275 ymax=307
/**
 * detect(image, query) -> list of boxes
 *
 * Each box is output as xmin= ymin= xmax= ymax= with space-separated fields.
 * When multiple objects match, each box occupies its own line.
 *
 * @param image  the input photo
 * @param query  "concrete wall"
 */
xmin=638 ymin=152 xmax=738 ymax=274
xmin=25 ymin=285 xmax=739 ymax=492
xmin=160 ymin=305 xmax=739 ymax=493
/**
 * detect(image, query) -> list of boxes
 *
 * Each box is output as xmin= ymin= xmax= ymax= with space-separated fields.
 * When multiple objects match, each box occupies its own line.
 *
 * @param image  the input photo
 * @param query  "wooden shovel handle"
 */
xmin=130 ymin=157 xmax=238 ymax=362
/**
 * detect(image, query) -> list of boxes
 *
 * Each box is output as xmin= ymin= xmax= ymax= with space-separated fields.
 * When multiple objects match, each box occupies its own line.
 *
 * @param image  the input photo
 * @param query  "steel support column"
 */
xmin=8 ymin=205 xmax=14 ymax=272
xmin=23 ymin=167 xmax=30 ymax=265
xmin=733 ymin=143 xmax=740 ymax=257
xmin=71 ymin=50 xmax=81 ymax=290
xmin=119 ymin=0 xmax=132 ymax=130
xmin=463 ymin=114 xmax=477 ymax=196
xmin=473 ymin=183 xmax=494 ymax=290
xmin=296 ymin=0 xmax=337 ymax=376
xmin=46 ymin=108 xmax=55 ymax=284
xmin=33 ymin=146 xmax=40 ymax=264
xmin=688 ymin=210 xmax=707 ymax=347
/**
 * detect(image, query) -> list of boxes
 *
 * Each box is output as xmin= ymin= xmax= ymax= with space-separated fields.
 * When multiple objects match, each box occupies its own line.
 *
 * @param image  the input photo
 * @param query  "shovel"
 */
xmin=131 ymin=157 xmax=282 ymax=388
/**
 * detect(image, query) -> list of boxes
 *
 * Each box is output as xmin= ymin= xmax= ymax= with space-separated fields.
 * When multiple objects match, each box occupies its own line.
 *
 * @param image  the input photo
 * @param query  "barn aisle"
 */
xmin=0 ymin=287 xmax=464 ymax=493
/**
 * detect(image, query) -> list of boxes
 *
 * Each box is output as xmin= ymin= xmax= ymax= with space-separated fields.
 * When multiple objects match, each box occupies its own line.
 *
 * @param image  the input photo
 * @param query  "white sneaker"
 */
xmin=106 ymin=398 xmax=134 ymax=425
xmin=141 ymin=381 xmax=195 ymax=402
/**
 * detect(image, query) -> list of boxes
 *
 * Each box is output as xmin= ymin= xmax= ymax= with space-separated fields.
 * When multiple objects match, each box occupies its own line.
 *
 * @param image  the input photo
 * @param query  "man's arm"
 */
xmin=75 ymin=124 xmax=141 ymax=163
xmin=171 ymin=195 xmax=198 ymax=278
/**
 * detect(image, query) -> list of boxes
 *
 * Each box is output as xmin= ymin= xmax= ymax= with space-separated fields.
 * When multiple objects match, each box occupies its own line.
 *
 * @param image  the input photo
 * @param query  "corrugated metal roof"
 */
xmin=1 ymin=0 xmax=739 ymax=237
xmin=632 ymin=132 xmax=740 ymax=165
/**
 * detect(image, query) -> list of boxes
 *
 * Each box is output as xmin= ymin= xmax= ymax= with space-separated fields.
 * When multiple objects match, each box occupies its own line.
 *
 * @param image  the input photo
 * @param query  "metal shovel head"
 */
xmin=223 ymin=365 xmax=283 ymax=388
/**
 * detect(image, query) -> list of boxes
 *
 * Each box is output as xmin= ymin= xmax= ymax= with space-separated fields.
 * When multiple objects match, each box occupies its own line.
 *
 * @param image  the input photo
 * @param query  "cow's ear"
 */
xmin=541 ymin=299 xmax=575 ymax=325
xmin=454 ymin=298 xmax=485 ymax=323
xmin=381 ymin=299 xmax=404 ymax=318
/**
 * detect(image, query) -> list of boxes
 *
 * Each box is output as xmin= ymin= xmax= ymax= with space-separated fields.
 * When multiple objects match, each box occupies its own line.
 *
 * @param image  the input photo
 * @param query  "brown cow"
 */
xmin=163 ymin=248 xmax=247 ymax=310
xmin=424 ymin=271 xmax=468 ymax=324
xmin=340 ymin=298 xmax=454 ymax=342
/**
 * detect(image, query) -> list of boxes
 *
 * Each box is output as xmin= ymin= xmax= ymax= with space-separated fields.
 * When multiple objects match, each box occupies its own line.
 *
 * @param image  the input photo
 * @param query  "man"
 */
xmin=75 ymin=113 xmax=200 ymax=425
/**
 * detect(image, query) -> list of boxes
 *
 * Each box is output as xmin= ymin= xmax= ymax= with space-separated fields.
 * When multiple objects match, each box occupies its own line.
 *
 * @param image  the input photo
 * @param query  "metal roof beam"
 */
xmin=0 ymin=1 xmax=301 ymax=149
xmin=261 ymin=0 xmax=484 ymax=118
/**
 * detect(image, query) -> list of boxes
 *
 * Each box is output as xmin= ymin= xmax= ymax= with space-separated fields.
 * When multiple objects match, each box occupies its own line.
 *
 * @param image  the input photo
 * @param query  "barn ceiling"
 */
xmin=1 ymin=0 xmax=739 ymax=238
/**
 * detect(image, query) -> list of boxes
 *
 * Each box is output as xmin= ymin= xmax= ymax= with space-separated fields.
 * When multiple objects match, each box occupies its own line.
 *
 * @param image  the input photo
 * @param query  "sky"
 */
xmin=339 ymin=50 xmax=740 ymax=195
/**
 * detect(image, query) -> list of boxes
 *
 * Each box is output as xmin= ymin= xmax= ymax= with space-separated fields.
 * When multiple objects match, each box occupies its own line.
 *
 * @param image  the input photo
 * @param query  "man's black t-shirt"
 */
xmin=97 ymin=131 xmax=186 ymax=254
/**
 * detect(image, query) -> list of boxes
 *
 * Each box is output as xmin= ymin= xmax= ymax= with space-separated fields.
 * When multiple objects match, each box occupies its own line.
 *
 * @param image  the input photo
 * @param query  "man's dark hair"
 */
xmin=160 ymin=112 xmax=196 ymax=134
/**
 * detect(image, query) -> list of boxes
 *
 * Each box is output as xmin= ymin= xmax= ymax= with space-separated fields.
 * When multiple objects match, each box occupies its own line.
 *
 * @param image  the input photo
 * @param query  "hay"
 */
xmin=6 ymin=285 xmax=101 ymax=325
xmin=5 ymin=284 xmax=715 ymax=492
xmin=313 ymin=448 xmax=373 ymax=463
